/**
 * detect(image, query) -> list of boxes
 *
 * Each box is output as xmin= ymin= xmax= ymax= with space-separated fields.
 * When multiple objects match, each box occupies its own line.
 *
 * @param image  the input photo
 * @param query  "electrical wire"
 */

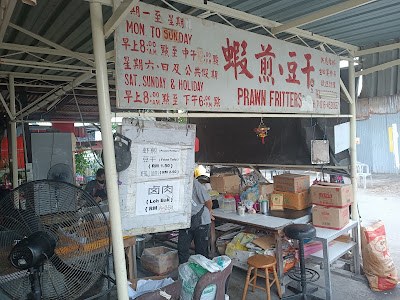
xmin=72 ymin=89 xmax=103 ymax=168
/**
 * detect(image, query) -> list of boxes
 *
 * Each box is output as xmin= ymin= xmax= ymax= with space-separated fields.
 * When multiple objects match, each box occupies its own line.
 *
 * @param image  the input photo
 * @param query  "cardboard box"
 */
xmin=273 ymin=174 xmax=310 ymax=193
xmin=258 ymin=183 xmax=274 ymax=201
xmin=310 ymin=183 xmax=353 ymax=207
xmin=210 ymin=174 xmax=240 ymax=194
xmin=312 ymin=206 xmax=350 ymax=230
xmin=253 ymin=235 xmax=275 ymax=250
xmin=273 ymin=190 xmax=311 ymax=210
xmin=271 ymin=193 xmax=284 ymax=210
xmin=231 ymin=250 xmax=256 ymax=270
xmin=141 ymin=246 xmax=179 ymax=275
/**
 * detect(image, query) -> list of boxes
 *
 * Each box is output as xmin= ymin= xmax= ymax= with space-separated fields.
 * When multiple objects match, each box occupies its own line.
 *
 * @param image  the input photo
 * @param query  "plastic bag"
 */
xmin=361 ymin=220 xmax=398 ymax=291
xmin=189 ymin=255 xmax=221 ymax=273
xmin=281 ymin=237 xmax=296 ymax=272
xmin=128 ymin=278 xmax=174 ymax=299
xmin=240 ymin=184 xmax=259 ymax=202
xmin=179 ymin=255 xmax=231 ymax=300
xmin=179 ymin=262 xmax=216 ymax=300
xmin=225 ymin=242 xmax=237 ymax=257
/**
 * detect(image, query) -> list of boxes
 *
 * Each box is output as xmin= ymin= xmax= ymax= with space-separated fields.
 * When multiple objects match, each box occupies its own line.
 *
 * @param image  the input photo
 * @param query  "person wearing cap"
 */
xmin=178 ymin=177 xmax=215 ymax=264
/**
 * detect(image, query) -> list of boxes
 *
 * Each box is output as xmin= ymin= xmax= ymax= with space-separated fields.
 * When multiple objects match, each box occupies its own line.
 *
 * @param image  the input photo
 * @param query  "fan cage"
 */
xmin=0 ymin=180 xmax=110 ymax=300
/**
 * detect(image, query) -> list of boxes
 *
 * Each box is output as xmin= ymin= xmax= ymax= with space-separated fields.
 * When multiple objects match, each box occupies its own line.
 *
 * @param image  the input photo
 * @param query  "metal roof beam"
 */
xmin=104 ymin=0 xmax=139 ymax=38
xmin=0 ymin=82 xmax=116 ymax=91
xmin=355 ymin=42 xmax=400 ymax=56
xmin=1 ymin=58 xmax=93 ymax=73
xmin=0 ymin=42 xmax=93 ymax=58
xmin=0 ymin=0 xmax=17 ymax=43
xmin=8 ymin=23 xmax=95 ymax=67
xmin=17 ymin=71 xmax=95 ymax=120
xmin=355 ymin=58 xmax=400 ymax=77
xmin=340 ymin=79 xmax=354 ymax=104
xmin=171 ymin=0 xmax=358 ymax=52
xmin=271 ymin=0 xmax=377 ymax=35
xmin=0 ymin=71 xmax=74 ymax=81
xmin=0 ymin=92 xmax=14 ymax=120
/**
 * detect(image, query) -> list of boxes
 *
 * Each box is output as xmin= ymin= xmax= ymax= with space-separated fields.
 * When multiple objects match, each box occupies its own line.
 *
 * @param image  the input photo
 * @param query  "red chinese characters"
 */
xmin=284 ymin=51 xmax=300 ymax=85
xmin=255 ymin=44 xmax=276 ymax=85
xmin=301 ymin=54 xmax=315 ymax=89
xmin=222 ymin=38 xmax=254 ymax=80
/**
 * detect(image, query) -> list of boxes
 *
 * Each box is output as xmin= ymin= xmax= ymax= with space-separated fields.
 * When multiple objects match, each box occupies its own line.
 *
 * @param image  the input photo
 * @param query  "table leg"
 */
xmin=322 ymin=240 xmax=332 ymax=300
xmin=210 ymin=220 xmax=217 ymax=257
xmin=127 ymin=245 xmax=135 ymax=281
xmin=133 ymin=246 xmax=138 ymax=279
xmin=275 ymin=231 xmax=286 ymax=294
xmin=353 ymin=225 xmax=360 ymax=276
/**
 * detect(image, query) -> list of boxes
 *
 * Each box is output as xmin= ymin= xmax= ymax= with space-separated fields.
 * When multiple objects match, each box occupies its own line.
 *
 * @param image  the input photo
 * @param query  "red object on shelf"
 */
xmin=195 ymin=137 xmax=199 ymax=152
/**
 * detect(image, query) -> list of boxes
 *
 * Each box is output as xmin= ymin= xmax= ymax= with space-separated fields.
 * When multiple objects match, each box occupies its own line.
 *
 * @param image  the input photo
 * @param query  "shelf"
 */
xmin=313 ymin=220 xmax=358 ymax=242
xmin=308 ymin=241 xmax=356 ymax=264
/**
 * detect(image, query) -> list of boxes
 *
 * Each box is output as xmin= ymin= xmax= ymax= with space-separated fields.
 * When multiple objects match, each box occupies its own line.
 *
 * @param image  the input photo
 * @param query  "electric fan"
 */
xmin=0 ymin=180 xmax=110 ymax=300
xmin=47 ymin=163 xmax=74 ymax=184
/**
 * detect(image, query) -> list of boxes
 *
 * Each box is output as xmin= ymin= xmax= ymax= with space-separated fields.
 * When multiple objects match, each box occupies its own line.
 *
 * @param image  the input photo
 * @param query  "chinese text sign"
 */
xmin=115 ymin=2 xmax=340 ymax=114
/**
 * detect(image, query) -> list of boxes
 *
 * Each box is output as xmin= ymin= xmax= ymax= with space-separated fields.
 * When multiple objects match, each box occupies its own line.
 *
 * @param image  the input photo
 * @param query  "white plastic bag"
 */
xmin=188 ymin=255 xmax=222 ymax=273
xmin=128 ymin=277 xmax=174 ymax=299
xmin=179 ymin=255 xmax=231 ymax=300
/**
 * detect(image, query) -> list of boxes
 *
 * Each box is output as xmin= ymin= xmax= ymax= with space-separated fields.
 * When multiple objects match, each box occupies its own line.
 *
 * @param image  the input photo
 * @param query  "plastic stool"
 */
xmin=283 ymin=224 xmax=322 ymax=300
xmin=242 ymin=254 xmax=282 ymax=300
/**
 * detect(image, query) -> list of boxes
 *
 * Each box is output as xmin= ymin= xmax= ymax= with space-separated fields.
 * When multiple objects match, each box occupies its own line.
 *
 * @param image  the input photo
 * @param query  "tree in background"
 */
xmin=75 ymin=150 xmax=101 ymax=179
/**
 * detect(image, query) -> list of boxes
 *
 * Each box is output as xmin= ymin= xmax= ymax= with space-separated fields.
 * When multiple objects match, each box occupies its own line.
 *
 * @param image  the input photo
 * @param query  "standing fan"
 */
xmin=0 ymin=180 xmax=110 ymax=300
xmin=47 ymin=163 xmax=74 ymax=184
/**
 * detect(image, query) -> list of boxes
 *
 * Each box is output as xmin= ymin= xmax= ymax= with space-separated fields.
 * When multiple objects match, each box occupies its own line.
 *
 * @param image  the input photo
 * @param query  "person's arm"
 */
xmin=205 ymin=199 xmax=215 ymax=221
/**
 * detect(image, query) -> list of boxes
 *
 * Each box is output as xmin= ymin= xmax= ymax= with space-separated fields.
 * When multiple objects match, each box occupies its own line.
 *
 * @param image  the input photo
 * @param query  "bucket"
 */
xmin=135 ymin=236 xmax=146 ymax=258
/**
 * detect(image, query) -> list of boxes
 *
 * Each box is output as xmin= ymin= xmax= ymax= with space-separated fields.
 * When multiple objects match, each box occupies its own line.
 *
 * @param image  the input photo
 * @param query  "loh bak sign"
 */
xmin=115 ymin=2 xmax=340 ymax=114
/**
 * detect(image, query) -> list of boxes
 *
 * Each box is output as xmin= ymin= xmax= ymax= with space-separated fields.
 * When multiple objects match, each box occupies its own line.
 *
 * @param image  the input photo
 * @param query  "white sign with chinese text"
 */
xmin=136 ymin=144 xmax=181 ymax=179
xmin=135 ymin=179 xmax=179 ymax=215
xmin=118 ymin=120 xmax=195 ymax=235
xmin=115 ymin=2 xmax=340 ymax=114
xmin=135 ymin=144 xmax=182 ymax=216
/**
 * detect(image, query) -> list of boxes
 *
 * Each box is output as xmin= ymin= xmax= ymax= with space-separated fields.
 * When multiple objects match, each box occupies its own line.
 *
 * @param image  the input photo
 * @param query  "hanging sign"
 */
xmin=118 ymin=120 xmax=195 ymax=236
xmin=115 ymin=2 xmax=340 ymax=114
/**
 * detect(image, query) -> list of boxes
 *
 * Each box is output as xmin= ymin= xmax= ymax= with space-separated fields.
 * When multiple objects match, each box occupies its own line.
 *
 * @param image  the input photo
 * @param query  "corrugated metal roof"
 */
xmin=1 ymin=0 xmax=400 ymax=122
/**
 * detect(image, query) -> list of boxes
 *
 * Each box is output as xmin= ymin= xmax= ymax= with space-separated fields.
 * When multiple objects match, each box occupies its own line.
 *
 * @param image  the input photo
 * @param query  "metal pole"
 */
xmin=349 ymin=57 xmax=359 ymax=221
xmin=9 ymin=75 xmax=18 ymax=188
xmin=89 ymin=2 xmax=129 ymax=299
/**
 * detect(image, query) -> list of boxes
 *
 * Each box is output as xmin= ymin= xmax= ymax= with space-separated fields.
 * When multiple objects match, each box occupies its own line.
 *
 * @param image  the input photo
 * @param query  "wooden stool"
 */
xmin=242 ymin=254 xmax=282 ymax=300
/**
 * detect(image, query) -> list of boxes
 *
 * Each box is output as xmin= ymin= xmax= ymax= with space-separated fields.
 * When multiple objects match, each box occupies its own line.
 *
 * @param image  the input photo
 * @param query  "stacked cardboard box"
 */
xmin=210 ymin=174 xmax=240 ymax=194
xmin=310 ymin=183 xmax=353 ymax=230
xmin=272 ymin=174 xmax=311 ymax=211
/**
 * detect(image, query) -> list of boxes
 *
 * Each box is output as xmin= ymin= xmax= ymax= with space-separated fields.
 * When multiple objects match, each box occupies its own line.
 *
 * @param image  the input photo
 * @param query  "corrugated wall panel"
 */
xmin=357 ymin=114 xmax=400 ymax=173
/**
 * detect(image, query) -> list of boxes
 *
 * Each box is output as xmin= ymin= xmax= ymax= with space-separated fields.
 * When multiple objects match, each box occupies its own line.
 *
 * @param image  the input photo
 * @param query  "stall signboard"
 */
xmin=118 ymin=120 xmax=195 ymax=236
xmin=115 ymin=2 xmax=340 ymax=114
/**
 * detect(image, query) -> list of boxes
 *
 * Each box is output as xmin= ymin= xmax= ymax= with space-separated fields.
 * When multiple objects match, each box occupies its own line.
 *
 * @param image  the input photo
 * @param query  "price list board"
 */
xmin=118 ymin=120 xmax=195 ymax=235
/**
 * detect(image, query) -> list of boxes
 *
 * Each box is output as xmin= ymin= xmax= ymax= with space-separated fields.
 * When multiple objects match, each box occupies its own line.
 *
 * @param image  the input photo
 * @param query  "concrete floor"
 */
xmin=1 ymin=173 xmax=400 ymax=299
